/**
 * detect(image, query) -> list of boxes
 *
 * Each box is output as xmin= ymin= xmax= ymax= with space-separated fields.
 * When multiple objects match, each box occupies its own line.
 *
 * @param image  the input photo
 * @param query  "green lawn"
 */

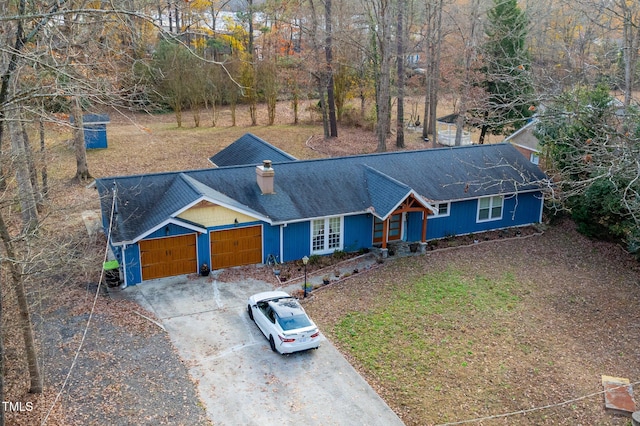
xmin=334 ymin=269 xmax=520 ymax=382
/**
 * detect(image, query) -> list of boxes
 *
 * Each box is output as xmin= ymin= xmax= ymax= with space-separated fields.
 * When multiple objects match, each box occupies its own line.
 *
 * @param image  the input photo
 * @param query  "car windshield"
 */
xmin=277 ymin=314 xmax=312 ymax=331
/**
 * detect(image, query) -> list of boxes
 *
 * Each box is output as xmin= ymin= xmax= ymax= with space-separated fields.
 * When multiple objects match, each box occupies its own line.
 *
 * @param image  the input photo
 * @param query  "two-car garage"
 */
xmin=139 ymin=226 xmax=262 ymax=281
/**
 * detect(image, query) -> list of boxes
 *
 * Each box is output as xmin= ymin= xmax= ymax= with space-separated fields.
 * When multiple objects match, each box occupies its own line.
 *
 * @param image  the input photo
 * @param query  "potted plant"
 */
xmin=200 ymin=263 xmax=210 ymax=277
xmin=322 ymin=275 xmax=330 ymax=285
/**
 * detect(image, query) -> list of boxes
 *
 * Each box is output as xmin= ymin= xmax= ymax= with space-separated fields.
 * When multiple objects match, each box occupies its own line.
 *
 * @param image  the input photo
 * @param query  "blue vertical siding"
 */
xmin=120 ymin=191 xmax=543 ymax=286
xmin=124 ymin=244 xmax=142 ymax=286
xmin=426 ymin=192 xmax=542 ymax=239
xmin=405 ymin=211 xmax=424 ymax=241
xmin=262 ymin=224 xmax=281 ymax=263
xmin=146 ymin=223 xmax=196 ymax=239
xmin=197 ymin=233 xmax=209 ymax=269
xmin=344 ymin=214 xmax=374 ymax=252
xmin=282 ymin=222 xmax=311 ymax=262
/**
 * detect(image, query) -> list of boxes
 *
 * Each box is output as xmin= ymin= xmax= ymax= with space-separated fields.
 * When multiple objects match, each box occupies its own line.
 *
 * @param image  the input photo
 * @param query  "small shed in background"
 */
xmin=436 ymin=114 xmax=472 ymax=146
xmin=71 ymin=114 xmax=110 ymax=149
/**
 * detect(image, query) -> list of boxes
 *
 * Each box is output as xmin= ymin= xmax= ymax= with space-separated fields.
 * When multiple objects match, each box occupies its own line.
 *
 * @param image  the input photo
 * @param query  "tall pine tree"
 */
xmin=477 ymin=0 xmax=534 ymax=143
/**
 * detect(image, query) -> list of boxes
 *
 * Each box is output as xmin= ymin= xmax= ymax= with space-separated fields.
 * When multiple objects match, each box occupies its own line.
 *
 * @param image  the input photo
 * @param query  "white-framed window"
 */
xmin=477 ymin=196 xmax=503 ymax=222
xmin=428 ymin=202 xmax=450 ymax=218
xmin=312 ymin=217 xmax=343 ymax=253
xmin=530 ymin=152 xmax=540 ymax=165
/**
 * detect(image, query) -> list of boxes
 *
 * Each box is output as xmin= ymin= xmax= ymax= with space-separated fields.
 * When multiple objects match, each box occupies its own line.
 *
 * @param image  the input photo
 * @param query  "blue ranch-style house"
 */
xmin=95 ymin=134 xmax=548 ymax=286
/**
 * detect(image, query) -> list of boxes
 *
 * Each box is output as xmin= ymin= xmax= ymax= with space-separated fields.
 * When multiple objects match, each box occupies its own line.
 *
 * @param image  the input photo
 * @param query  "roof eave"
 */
xmin=114 ymin=217 xmax=208 ymax=246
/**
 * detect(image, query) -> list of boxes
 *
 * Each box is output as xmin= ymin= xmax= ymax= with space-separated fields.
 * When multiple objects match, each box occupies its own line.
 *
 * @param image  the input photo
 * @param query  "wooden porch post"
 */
xmin=421 ymin=209 xmax=428 ymax=242
xmin=381 ymin=217 xmax=389 ymax=249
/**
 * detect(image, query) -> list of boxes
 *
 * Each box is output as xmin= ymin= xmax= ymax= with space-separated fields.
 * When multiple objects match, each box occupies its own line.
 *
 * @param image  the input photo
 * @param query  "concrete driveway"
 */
xmin=122 ymin=274 xmax=404 ymax=426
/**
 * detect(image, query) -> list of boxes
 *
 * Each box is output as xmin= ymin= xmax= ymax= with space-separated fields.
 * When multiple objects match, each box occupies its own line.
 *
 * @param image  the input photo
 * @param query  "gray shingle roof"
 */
xmin=364 ymin=166 xmax=412 ymax=216
xmin=209 ymin=133 xmax=297 ymax=167
xmin=96 ymin=143 xmax=548 ymax=244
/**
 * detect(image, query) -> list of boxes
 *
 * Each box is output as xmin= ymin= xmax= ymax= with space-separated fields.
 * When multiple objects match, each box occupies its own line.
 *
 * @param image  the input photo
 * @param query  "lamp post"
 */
xmin=302 ymin=256 xmax=309 ymax=298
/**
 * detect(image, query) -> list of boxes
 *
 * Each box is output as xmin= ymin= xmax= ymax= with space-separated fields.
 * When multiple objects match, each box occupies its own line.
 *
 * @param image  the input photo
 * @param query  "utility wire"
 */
xmin=41 ymin=187 xmax=117 ymax=425
xmin=436 ymin=380 xmax=640 ymax=426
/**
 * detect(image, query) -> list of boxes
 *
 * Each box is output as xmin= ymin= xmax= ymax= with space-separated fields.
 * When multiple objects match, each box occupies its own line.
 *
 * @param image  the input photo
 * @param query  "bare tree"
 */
xmin=455 ymin=0 xmax=481 ymax=146
xmin=308 ymin=0 xmax=331 ymax=138
xmin=363 ymin=0 xmax=393 ymax=152
xmin=422 ymin=0 xmax=445 ymax=144
xmin=325 ymin=0 xmax=338 ymax=137
xmin=7 ymin=107 xmax=38 ymax=233
xmin=602 ymin=0 xmax=640 ymax=107
xmin=71 ymin=98 xmax=92 ymax=181
xmin=0 ymin=267 xmax=3 ymax=426
xmin=396 ymin=0 xmax=406 ymax=148
xmin=0 ymin=210 xmax=42 ymax=394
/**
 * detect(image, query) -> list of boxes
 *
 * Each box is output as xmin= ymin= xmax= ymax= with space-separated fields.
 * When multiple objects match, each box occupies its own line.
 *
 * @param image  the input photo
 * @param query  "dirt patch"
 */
xmin=304 ymin=219 xmax=640 ymax=425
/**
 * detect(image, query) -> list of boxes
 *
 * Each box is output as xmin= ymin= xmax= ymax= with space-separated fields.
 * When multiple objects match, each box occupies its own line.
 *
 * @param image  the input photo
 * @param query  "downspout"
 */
xmin=121 ymin=244 xmax=128 ymax=289
xmin=538 ymin=195 xmax=544 ymax=223
xmin=279 ymin=224 xmax=284 ymax=263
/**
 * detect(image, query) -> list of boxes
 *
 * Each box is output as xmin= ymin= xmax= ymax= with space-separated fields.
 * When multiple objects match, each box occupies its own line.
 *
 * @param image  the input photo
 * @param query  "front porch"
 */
xmin=373 ymin=194 xmax=433 ymax=251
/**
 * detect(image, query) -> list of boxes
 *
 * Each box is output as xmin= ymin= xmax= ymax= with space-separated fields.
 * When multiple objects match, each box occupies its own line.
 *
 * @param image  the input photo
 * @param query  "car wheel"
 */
xmin=247 ymin=305 xmax=253 ymax=321
xmin=269 ymin=335 xmax=277 ymax=353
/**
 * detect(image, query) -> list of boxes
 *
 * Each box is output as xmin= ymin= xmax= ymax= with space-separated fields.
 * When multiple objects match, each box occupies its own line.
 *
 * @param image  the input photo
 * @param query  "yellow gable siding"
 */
xmin=178 ymin=204 xmax=256 ymax=227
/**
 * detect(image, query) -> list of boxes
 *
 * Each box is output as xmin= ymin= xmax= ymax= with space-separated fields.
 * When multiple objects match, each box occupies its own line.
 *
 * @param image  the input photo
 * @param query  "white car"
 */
xmin=247 ymin=291 xmax=321 ymax=354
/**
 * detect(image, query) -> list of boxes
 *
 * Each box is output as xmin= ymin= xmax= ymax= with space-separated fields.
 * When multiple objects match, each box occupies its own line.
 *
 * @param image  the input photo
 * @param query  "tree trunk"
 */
xmin=292 ymin=89 xmax=299 ymax=125
xmin=454 ymin=112 xmax=465 ymax=146
xmin=325 ymin=0 xmax=338 ymax=137
xmin=479 ymin=123 xmax=488 ymax=145
xmin=39 ymin=118 xmax=48 ymax=198
xmin=318 ymin=82 xmax=330 ymax=139
xmin=21 ymin=120 xmax=43 ymax=210
xmin=192 ymin=101 xmax=200 ymax=127
xmin=621 ymin=3 xmax=639 ymax=108
xmin=209 ymin=97 xmax=217 ymax=127
xmin=71 ymin=98 xmax=92 ymax=181
xmin=0 ymin=210 xmax=42 ymax=394
xmin=8 ymin=109 xmax=38 ymax=233
xmin=249 ymin=101 xmax=257 ymax=126
xmin=375 ymin=0 xmax=392 ymax=153
xmin=423 ymin=0 xmax=443 ymax=146
xmin=396 ymin=0 xmax=406 ymax=148
xmin=309 ymin=0 xmax=330 ymax=139
xmin=175 ymin=105 xmax=182 ymax=127
xmin=248 ymin=0 xmax=254 ymax=57
xmin=455 ymin=0 xmax=481 ymax=147
xmin=0 ymin=263 xmax=4 ymax=426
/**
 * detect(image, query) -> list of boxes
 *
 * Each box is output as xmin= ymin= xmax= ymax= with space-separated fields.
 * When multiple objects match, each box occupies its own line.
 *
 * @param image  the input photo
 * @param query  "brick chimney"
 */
xmin=256 ymin=160 xmax=275 ymax=194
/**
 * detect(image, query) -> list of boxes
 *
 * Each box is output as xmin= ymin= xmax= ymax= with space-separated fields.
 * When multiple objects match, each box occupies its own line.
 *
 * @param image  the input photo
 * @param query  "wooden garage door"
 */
xmin=210 ymin=226 xmax=262 ymax=269
xmin=140 ymin=234 xmax=197 ymax=281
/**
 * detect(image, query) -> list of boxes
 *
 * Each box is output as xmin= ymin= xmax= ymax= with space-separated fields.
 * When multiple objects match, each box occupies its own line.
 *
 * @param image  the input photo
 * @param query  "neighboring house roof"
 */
xmin=503 ymin=119 xmax=541 ymax=153
xmin=96 ymin=143 xmax=548 ymax=245
xmin=209 ymin=133 xmax=297 ymax=167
